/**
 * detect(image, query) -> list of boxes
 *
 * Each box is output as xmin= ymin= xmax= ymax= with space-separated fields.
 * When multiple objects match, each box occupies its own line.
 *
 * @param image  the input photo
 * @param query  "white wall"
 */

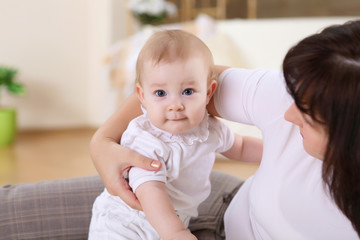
xmin=0 ymin=0 xmax=127 ymax=130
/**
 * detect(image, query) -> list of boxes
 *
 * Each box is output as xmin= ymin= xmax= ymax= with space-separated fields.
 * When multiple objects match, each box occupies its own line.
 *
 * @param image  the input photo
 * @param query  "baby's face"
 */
xmin=137 ymin=57 xmax=213 ymax=134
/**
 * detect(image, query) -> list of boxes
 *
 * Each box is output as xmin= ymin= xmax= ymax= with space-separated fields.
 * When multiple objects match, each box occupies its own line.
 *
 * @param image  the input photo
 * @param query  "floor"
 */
xmin=0 ymin=128 xmax=259 ymax=186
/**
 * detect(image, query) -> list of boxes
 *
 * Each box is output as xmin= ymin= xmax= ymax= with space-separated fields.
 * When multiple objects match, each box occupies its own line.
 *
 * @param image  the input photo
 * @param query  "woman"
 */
xmin=90 ymin=20 xmax=360 ymax=239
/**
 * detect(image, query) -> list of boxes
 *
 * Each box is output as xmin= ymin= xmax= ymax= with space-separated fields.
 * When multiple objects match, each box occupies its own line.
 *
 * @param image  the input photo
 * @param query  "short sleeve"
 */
xmin=214 ymin=68 xmax=293 ymax=131
xmin=121 ymin=122 xmax=169 ymax=193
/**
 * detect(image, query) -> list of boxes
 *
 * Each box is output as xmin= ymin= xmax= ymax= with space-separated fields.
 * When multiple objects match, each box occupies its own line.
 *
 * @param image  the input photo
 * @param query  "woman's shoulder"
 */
xmin=219 ymin=68 xmax=286 ymax=95
xmin=215 ymin=68 xmax=292 ymax=127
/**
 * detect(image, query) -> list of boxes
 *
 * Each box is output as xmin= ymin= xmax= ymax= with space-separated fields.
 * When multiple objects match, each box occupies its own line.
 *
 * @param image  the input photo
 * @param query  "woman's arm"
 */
xmin=135 ymin=181 xmax=197 ymax=240
xmin=89 ymin=93 xmax=161 ymax=210
xmin=210 ymin=66 xmax=263 ymax=163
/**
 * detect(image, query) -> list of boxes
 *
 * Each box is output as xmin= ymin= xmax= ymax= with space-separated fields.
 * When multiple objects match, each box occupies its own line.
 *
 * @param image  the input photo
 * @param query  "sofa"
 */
xmin=0 ymin=171 xmax=242 ymax=240
xmin=1 ymin=16 xmax=357 ymax=239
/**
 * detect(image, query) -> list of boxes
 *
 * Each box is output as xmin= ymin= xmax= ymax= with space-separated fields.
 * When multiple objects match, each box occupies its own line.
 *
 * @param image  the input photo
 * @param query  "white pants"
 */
xmin=88 ymin=189 xmax=191 ymax=240
xmin=88 ymin=189 xmax=160 ymax=240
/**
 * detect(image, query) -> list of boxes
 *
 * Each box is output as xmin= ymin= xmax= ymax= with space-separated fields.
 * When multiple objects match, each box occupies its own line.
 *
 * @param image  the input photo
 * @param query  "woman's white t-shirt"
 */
xmin=215 ymin=68 xmax=358 ymax=240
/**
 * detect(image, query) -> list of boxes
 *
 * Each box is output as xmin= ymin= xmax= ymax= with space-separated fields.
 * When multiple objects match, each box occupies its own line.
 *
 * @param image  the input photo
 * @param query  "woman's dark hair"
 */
xmin=283 ymin=20 xmax=360 ymax=236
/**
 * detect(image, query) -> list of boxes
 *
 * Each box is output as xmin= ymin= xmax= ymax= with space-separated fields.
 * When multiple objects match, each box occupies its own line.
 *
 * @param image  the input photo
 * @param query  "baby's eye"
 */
xmin=182 ymin=88 xmax=194 ymax=96
xmin=155 ymin=90 xmax=167 ymax=97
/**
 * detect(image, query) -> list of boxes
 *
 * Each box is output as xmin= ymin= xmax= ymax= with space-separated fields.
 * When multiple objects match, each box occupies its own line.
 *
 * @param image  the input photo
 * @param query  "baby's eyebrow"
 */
xmin=149 ymin=82 xmax=167 ymax=88
xmin=182 ymin=79 xmax=199 ymax=86
xmin=185 ymin=81 xmax=197 ymax=85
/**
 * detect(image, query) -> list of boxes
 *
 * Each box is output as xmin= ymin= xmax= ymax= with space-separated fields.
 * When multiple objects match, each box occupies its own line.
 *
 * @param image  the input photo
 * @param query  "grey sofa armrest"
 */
xmin=0 ymin=175 xmax=104 ymax=240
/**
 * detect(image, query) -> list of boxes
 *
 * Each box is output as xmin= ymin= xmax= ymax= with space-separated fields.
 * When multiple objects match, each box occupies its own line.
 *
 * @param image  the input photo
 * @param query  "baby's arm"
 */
xmin=221 ymin=133 xmax=263 ymax=163
xmin=135 ymin=181 xmax=197 ymax=240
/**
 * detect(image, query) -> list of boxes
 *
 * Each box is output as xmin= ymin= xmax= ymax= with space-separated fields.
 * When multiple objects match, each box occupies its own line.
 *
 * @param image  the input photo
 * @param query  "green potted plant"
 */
xmin=128 ymin=0 xmax=177 ymax=26
xmin=0 ymin=66 xmax=25 ymax=146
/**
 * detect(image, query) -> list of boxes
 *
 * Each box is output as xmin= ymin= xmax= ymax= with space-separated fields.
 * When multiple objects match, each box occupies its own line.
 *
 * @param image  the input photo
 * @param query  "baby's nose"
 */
xmin=167 ymin=102 xmax=184 ymax=111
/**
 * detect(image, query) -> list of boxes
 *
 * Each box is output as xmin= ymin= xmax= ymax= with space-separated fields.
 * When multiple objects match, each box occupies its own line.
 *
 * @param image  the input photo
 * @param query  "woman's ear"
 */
xmin=206 ymin=80 xmax=217 ymax=104
xmin=136 ymin=83 xmax=146 ymax=107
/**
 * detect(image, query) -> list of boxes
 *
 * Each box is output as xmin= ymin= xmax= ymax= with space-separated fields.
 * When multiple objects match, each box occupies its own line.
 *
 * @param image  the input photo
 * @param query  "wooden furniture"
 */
xmin=125 ymin=0 xmax=258 ymax=36
xmin=176 ymin=0 xmax=258 ymax=21
xmin=247 ymin=0 xmax=257 ymax=18
xmin=179 ymin=0 xmax=227 ymax=21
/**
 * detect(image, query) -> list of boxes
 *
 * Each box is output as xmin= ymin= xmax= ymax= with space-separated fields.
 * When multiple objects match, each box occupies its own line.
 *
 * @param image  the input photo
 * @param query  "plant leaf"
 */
xmin=0 ymin=67 xmax=18 ymax=86
xmin=7 ymin=82 xmax=25 ymax=96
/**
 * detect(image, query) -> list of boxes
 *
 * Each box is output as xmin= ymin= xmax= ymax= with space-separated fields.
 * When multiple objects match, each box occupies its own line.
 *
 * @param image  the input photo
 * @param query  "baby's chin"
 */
xmin=161 ymin=123 xmax=197 ymax=135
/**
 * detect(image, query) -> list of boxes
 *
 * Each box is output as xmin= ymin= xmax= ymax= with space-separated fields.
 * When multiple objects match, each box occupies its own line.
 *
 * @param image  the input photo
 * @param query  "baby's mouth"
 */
xmin=168 ymin=117 xmax=186 ymax=121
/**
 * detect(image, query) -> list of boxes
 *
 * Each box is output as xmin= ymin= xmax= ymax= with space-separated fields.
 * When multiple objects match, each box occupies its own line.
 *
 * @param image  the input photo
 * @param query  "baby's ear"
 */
xmin=136 ymin=83 xmax=146 ymax=106
xmin=206 ymin=80 xmax=217 ymax=104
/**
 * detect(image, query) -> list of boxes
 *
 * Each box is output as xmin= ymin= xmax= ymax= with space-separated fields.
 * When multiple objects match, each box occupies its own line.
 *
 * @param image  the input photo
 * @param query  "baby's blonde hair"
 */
xmin=135 ymin=29 xmax=217 ymax=84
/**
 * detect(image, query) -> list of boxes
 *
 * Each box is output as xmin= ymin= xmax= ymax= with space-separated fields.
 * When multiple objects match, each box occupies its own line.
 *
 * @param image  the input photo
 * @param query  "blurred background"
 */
xmin=0 ymin=0 xmax=359 ymax=185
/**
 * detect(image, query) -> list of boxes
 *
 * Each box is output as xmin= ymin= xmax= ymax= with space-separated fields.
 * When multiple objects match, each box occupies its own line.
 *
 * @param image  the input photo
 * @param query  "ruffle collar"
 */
xmin=139 ymin=106 xmax=209 ymax=145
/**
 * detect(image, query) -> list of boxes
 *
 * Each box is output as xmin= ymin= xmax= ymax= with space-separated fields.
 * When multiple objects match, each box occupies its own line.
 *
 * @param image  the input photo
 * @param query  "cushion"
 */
xmin=0 ymin=175 xmax=104 ymax=240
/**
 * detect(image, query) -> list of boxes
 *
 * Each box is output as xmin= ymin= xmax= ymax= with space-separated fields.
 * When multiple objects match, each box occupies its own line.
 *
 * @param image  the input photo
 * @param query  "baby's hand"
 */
xmin=168 ymin=230 xmax=197 ymax=240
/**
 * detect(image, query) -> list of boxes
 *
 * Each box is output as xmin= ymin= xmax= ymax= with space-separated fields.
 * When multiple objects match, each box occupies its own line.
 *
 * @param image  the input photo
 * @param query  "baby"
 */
xmin=89 ymin=29 xmax=258 ymax=240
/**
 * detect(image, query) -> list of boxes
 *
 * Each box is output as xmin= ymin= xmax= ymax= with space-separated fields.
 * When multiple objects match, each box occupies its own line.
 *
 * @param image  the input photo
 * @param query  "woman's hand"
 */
xmin=89 ymin=93 xmax=161 ymax=210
